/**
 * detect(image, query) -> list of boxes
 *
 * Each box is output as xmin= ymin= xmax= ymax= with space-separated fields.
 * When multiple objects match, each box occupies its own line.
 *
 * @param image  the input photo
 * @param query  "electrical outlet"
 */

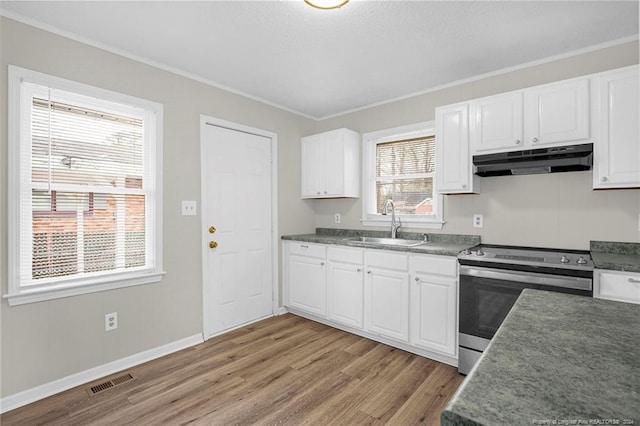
xmin=334 ymin=213 xmax=341 ymax=224
xmin=181 ymin=200 xmax=197 ymax=216
xmin=473 ymin=214 xmax=483 ymax=228
xmin=105 ymin=312 xmax=118 ymax=331
xmin=638 ymin=213 xmax=640 ymax=232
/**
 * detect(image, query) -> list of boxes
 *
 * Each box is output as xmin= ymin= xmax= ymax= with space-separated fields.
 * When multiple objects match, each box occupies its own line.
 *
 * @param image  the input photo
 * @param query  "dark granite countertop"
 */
xmin=281 ymin=228 xmax=480 ymax=257
xmin=442 ymin=289 xmax=640 ymax=426
xmin=591 ymin=241 xmax=640 ymax=273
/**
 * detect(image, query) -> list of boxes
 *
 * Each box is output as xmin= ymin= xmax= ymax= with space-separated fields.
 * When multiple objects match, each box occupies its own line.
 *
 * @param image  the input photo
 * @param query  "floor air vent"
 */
xmin=88 ymin=373 xmax=134 ymax=395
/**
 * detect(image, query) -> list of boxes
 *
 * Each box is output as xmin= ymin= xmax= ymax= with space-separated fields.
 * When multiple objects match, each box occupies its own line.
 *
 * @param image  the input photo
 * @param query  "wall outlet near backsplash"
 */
xmin=473 ymin=214 xmax=483 ymax=228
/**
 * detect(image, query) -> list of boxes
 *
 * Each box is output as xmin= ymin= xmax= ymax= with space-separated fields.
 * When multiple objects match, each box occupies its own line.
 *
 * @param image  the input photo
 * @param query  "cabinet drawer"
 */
xmin=410 ymin=255 xmax=457 ymax=278
xmin=597 ymin=271 xmax=640 ymax=304
xmin=328 ymin=246 xmax=363 ymax=264
xmin=365 ymin=250 xmax=408 ymax=271
xmin=289 ymin=242 xmax=326 ymax=258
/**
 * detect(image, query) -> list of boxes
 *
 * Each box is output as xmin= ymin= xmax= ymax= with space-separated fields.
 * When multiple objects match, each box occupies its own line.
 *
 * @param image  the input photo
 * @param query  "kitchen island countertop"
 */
xmin=441 ymin=289 xmax=640 ymax=426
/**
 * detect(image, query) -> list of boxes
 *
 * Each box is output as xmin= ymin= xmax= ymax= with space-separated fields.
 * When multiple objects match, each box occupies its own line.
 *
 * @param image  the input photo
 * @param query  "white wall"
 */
xmin=313 ymin=40 xmax=640 ymax=249
xmin=0 ymin=17 xmax=316 ymax=398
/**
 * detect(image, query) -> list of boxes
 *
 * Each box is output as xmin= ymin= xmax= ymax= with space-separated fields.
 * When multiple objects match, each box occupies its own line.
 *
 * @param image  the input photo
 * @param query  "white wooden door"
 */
xmin=323 ymin=132 xmax=344 ymax=196
xmin=524 ymin=78 xmax=590 ymax=146
xmin=328 ymin=261 xmax=364 ymax=328
xmin=436 ymin=103 xmax=473 ymax=193
xmin=301 ymin=134 xmax=323 ymax=198
xmin=593 ymin=66 xmax=640 ymax=188
xmin=288 ymin=254 xmax=327 ymax=316
xmin=364 ymin=267 xmax=409 ymax=343
xmin=410 ymin=274 xmax=457 ymax=356
xmin=202 ymin=124 xmax=273 ymax=336
xmin=470 ymin=91 xmax=523 ymax=153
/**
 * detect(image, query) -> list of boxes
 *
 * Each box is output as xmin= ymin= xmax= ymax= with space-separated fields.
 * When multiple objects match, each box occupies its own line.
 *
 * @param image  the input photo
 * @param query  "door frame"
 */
xmin=199 ymin=115 xmax=279 ymax=340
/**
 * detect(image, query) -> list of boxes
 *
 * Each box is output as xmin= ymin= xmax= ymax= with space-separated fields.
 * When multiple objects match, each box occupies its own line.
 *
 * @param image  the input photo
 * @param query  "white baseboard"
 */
xmin=277 ymin=306 xmax=288 ymax=315
xmin=0 ymin=333 xmax=204 ymax=414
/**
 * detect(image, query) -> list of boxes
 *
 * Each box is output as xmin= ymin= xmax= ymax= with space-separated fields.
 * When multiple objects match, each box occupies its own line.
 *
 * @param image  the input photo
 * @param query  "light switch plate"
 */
xmin=473 ymin=214 xmax=483 ymax=228
xmin=182 ymin=200 xmax=197 ymax=216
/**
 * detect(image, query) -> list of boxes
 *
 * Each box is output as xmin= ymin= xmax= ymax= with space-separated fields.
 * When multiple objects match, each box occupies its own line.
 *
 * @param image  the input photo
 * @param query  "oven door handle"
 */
xmin=459 ymin=265 xmax=592 ymax=291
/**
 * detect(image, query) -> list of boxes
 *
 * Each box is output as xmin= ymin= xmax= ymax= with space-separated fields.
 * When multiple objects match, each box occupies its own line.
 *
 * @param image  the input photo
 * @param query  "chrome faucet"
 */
xmin=382 ymin=199 xmax=401 ymax=238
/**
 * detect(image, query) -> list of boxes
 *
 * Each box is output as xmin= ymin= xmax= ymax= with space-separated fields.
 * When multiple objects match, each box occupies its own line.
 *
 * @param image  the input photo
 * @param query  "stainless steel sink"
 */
xmin=342 ymin=236 xmax=426 ymax=247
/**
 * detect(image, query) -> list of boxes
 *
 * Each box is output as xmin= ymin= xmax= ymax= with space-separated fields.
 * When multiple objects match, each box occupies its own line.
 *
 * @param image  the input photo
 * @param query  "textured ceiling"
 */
xmin=1 ymin=1 xmax=638 ymax=119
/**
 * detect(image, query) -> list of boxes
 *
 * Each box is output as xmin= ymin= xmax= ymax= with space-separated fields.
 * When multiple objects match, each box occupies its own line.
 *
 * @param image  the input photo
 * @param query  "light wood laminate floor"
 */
xmin=2 ymin=314 xmax=464 ymax=425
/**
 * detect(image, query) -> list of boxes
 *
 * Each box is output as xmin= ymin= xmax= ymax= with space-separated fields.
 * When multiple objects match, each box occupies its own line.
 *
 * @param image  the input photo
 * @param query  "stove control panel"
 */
xmin=458 ymin=245 xmax=593 ymax=270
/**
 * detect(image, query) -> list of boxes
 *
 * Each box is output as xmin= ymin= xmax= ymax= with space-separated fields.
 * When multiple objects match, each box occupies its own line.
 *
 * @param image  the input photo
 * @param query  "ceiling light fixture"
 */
xmin=304 ymin=0 xmax=349 ymax=10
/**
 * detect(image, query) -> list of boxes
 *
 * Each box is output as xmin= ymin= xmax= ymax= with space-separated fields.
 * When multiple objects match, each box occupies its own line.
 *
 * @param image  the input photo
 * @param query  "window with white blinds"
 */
xmin=362 ymin=122 xmax=443 ymax=229
xmin=8 ymin=66 xmax=164 ymax=305
xmin=375 ymin=136 xmax=436 ymax=215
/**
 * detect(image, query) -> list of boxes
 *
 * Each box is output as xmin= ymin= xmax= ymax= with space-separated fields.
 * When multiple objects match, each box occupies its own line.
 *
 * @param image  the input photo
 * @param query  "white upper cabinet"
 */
xmin=592 ymin=65 xmax=640 ymax=189
xmin=524 ymin=78 xmax=590 ymax=147
xmin=470 ymin=91 xmax=524 ymax=153
xmin=301 ymin=135 xmax=323 ymax=197
xmin=301 ymin=128 xmax=360 ymax=199
xmin=435 ymin=102 xmax=478 ymax=194
xmin=469 ymin=77 xmax=590 ymax=155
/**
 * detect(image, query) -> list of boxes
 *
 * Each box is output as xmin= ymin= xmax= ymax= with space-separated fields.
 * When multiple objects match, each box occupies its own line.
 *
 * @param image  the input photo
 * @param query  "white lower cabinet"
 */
xmin=364 ymin=250 xmax=410 ymax=343
xmin=409 ymin=255 xmax=457 ymax=357
xmin=283 ymin=241 xmax=459 ymax=365
xmin=286 ymin=242 xmax=327 ymax=317
xmin=327 ymin=247 xmax=364 ymax=328
xmin=594 ymin=269 xmax=640 ymax=305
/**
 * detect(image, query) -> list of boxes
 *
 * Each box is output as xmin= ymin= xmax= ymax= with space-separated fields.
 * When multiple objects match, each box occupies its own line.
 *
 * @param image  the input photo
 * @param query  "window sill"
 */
xmin=4 ymin=271 xmax=166 ymax=306
xmin=361 ymin=217 xmax=445 ymax=230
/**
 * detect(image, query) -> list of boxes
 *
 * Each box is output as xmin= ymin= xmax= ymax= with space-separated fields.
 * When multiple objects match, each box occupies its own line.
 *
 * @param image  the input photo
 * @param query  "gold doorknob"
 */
xmin=208 ymin=226 xmax=216 ymax=234
xmin=209 ymin=241 xmax=218 ymax=249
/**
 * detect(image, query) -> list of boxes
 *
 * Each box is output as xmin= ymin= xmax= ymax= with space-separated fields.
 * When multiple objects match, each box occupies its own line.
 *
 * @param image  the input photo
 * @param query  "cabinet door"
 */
xmin=288 ymin=254 xmax=327 ymax=316
xmin=301 ymin=135 xmax=324 ymax=198
xmin=436 ymin=103 xmax=475 ymax=193
xmin=323 ymin=133 xmax=344 ymax=197
xmin=364 ymin=267 xmax=409 ymax=342
xmin=300 ymin=129 xmax=360 ymax=198
xmin=328 ymin=261 xmax=364 ymax=328
xmin=470 ymin=92 xmax=523 ymax=153
xmin=410 ymin=274 xmax=457 ymax=357
xmin=593 ymin=66 xmax=640 ymax=188
xmin=525 ymin=78 xmax=590 ymax=147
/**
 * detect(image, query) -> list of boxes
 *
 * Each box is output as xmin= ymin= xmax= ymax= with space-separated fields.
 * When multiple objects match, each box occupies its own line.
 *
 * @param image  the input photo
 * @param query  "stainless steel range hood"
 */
xmin=473 ymin=143 xmax=593 ymax=177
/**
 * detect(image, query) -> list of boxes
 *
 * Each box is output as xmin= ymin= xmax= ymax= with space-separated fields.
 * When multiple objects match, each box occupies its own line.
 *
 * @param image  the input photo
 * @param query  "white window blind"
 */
xmin=375 ymin=135 xmax=436 ymax=215
xmin=361 ymin=122 xmax=443 ymax=229
xmin=8 ymin=66 xmax=163 ymax=304
xmin=23 ymin=86 xmax=149 ymax=286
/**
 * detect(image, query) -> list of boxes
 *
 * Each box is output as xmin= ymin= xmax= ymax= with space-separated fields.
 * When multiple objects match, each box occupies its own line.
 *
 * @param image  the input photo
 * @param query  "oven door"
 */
xmin=459 ymin=265 xmax=592 ymax=339
xmin=458 ymin=265 xmax=592 ymax=374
